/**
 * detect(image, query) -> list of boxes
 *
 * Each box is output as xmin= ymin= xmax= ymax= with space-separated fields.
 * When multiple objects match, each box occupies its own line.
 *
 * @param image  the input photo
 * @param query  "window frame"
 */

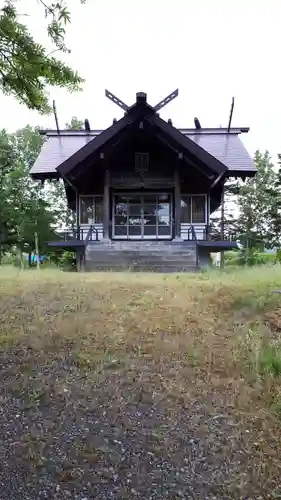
xmin=79 ymin=195 xmax=104 ymax=225
xmin=180 ymin=194 xmax=207 ymax=224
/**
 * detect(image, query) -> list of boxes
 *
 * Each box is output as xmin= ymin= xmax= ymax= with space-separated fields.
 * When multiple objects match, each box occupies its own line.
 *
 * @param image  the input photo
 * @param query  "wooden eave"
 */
xmin=57 ymin=103 xmax=145 ymax=176
xmin=57 ymin=101 xmax=228 ymax=178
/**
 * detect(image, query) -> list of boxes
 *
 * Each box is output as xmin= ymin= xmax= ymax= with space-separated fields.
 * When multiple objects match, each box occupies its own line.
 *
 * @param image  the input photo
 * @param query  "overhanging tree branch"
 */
xmin=0 ymin=0 xmax=86 ymax=112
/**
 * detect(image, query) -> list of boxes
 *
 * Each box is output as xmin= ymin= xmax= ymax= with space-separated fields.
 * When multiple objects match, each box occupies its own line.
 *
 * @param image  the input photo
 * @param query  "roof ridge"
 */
xmin=40 ymin=126 xmax=249 ymax=137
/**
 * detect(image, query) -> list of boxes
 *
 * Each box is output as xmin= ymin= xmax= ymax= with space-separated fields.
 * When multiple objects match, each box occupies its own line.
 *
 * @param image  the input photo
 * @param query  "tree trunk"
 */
xmin=28 ymin=251 xmax=32 ymax=268
xmin=245 ymin=236 xmax=249 ymax=266
xmin=18 ymin=247 xmax=24 ymax=270
xmin=35 ymin=232 xmax=40 ymax=270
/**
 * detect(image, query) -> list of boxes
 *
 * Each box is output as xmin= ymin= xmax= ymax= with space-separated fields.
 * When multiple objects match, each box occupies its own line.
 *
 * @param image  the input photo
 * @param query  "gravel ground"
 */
xmin=0 ymin=348 xmax=277 ymax=500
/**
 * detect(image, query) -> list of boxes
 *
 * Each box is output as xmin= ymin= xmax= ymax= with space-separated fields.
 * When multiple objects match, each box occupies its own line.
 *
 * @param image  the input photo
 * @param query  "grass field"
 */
xmin=1 ymin=266 xmax=281 ymax=499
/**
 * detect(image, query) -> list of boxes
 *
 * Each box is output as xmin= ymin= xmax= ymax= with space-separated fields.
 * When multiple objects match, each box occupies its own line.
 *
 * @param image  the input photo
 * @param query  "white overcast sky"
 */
xmin=0 ymin=0 xmax=280 ymax=161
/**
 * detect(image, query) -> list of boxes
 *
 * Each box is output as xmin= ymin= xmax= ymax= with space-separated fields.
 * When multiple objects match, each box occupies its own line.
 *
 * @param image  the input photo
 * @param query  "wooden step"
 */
xmin=85 ymin=263 xmax=199 ymax=273
xmin=85 ymin=240 xmax=198 ymax=272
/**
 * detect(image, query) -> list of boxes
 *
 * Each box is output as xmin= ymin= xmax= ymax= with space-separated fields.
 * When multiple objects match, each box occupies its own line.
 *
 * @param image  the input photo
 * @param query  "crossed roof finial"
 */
xmin=105 ymin=89 xmax=179 ymax=113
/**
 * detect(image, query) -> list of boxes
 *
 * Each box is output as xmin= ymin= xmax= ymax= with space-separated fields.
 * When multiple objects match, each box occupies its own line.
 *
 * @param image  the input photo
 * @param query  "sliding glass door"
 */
xmin=112 ymin=193 xmax=172 ymax=239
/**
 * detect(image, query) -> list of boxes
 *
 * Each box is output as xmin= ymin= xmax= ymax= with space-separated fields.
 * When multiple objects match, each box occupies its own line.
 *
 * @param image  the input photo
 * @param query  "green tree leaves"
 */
xmin=0 ymin=116 xmax=85 ymax=262
xmin=235 ymin=150 xmax=281 ymax=250
xmin=0 ymin=126 xmax=58 ymax=257
xmin=0 ymin=1 xmax=86 ymax=112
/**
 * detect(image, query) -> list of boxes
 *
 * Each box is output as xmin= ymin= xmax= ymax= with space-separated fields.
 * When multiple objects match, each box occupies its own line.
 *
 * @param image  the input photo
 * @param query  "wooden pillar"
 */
xmin=206 ymin=193 xmax=210 ymax=226
xmin=103 ymin=169 xmax=110 ymax=240
xmin=173 ymin=169 xmax=181 ymax=239
xmin=81 ymin=250 xmax=86 ymax=272
xmin=76 ymin=251 xmax=81 ymax=272
xmin=76 ymin=250 xmax=85 ymax=272
xmin=76 ymin=191 xmax=79 ymax=237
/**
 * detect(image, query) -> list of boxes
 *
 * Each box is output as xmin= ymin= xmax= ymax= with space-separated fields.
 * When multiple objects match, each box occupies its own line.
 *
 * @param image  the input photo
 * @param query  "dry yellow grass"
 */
xmin=1 ymin=265 xmax=281 ymax=498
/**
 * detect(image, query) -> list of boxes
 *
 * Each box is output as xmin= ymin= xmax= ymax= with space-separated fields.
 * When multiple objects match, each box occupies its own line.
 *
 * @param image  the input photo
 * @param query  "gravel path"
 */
xmin=0 ymin=349 xmax=277 ymax=499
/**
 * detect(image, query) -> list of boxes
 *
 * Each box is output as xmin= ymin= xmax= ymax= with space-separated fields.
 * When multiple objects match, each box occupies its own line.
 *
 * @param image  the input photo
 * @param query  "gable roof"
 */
xmin=147 ymin=113 xmax=227 ymax=176
xmin=30 ymin=98 xmax=256 ymax=179
xmin=53 ymin=102 xmax=227 ymax=177
xmin=30 ymin=128 xmax=255 ymax=179
xmin=188 ymin=132 xmax=254 ymax=175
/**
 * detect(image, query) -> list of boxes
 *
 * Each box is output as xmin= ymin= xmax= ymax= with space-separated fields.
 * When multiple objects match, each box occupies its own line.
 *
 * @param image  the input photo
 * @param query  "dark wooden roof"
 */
xmin=30 ymin=96 xmax=256 ymax=179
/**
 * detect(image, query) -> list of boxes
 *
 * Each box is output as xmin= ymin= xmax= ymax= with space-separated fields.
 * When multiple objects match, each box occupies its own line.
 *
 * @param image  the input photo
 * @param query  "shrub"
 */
xmin=238 ymin=248 xmax=276 ymax=266
xmin=258 ymin=253 xmax=276 ymax=265
xmin=59 ymin=251 xmax=76 ymax=271
xmin=2 ymin=253 xmax=29 ymax=268
xmin=1 ymin=253 xmax=15 ymax=265
xmin=224 ymin=251 xmax=240 ymax=266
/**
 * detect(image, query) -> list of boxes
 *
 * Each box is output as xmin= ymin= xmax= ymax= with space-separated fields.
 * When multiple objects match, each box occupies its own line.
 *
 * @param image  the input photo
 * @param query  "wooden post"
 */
xmin=76 ymin=192 xmax=79 ymax=236
xmin=18 ymin=247 xmax=24 ymax=270
xmin=206 ymin=193 xmax=210 ymax=227
xmin=220 ymin=183 xmax=225 ymax=269
xmin=76 ymin=251 xmax=84 ymax=272
xmin=103 ymin=169 xmax=110 ymax=240
xmin=173 ymin=169 xmax=181 ymax=239
xmin=80 ymin=251 xmax=85 ymax=272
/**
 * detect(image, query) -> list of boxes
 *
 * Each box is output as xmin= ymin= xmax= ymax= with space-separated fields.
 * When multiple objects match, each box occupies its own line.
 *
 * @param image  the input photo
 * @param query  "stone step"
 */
xmin=86 ymin=248 xmax=197 ymax=255
xmin=132 ymin=266 xmax=199 ymax=273
xmin=85 ymin=254 xmax=196 ymax=261
xmin=85 ymin=264 xmax=198 ymax=273
xmin=86 ymin=247 xmax=196 ymax=253
xmin=85 ymin=240 xmax=197 ymax=272
xmin=86 ymin=252 xmax=194 ymax=260
xmin=86 ymin=255 xmax=196 ymax=264
xmin=87 ymin=242 xmax=196 ymax=250
xmin=86 ymin=261 xmax=196 ymax=268
xmin=86 ymin=250 xmax=197 ymax=256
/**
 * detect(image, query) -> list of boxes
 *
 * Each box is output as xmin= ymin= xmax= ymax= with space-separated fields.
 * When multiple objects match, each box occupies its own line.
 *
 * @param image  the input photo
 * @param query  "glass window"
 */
xmin=181 ymin=196 xmax=191 ymax=223
xmin=129 ymin=217 xmax=142 ymax=225
xmin=192 ymin=196 xmax=206 ymax=223
xmin=94 ymin=196 xmax=103 ymax=224
xmin=80 ymin=197 xmax=94 ymax=224
xmin=143 ymin=225 xmax=156 ymax=236
xmin=157 ymin=195 xmax=171 ymax=228
xmin=129 ymin=204 xmax=142 ymax=217
xmin=129 ymin=226 xmax=142 ymax=236
xmin=143 ymin=204 xmax=156 ymax=215
xmin=79 ymin=196 xmax=103 ymax=224
xmin=157 ymin=203 xmax=170 ymax=218
xmin=158 ymin=216 xmax=170 ymax=226
xmin=143 ymin=215 xmax=157 ymax=225
xmin=115 ymin=215 xmax=128 ymax=226
xmin=158 ymin=194 xmax=169 ymax=203
xmin=114 ymin=225 xmax=127 ymax=236
xmin=158 ymin=226 xmax=170 ymax=236
xmin=180 ymin=195 xmax=206 ymax=224
xmin=115 ymin=202 xmax=128 ymax=216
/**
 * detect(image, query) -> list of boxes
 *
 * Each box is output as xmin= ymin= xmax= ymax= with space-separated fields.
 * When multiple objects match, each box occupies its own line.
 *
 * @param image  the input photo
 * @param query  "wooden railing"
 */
xmin=86 ymin=225 xmax=99 ymax=242
xmin=182 ymin=225 xmax=236 ymax=242
xmin=203 ymin=225 xmax=237 ymax=242
xmin=182 ymin=226 xmax=198 ymax=241
xmin=191 ymin=225 xmax=197 ymax=241
xmin=60 ymin=225 xmax=100 ymax=242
